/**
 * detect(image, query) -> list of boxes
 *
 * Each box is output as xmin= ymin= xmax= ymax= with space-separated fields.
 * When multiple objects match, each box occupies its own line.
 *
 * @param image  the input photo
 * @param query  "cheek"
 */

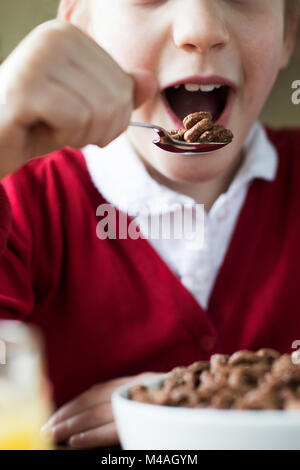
xmin=90 ymin=6 xmax=161 ymax=74
xmin=116 ymin=40 xmax=158 ymax=74
xmin=240 ymin=20 xmax=285 ymax=110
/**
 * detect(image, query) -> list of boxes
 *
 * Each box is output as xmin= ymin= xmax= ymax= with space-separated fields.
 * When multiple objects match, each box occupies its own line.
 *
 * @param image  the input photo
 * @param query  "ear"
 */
xmin=280 ymin=6 xmax=299 ymax=69
xmin=58 ymin=0 xmax=77 ymax=21
xmin=58 ymin=0 xmax=90 ymax=31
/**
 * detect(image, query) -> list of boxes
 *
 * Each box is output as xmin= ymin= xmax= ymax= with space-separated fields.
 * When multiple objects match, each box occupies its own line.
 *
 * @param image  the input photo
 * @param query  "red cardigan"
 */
xmin=0 ymin=128 xmax=299 ymax=407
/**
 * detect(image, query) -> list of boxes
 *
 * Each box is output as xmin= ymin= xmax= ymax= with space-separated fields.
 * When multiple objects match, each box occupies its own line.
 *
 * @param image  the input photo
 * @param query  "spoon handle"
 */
xmin=129 ymin=122 xmax=166 ymax=137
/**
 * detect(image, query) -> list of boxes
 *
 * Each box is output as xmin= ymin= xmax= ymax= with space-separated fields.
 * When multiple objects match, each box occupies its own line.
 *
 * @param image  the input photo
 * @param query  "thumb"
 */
xmin=130 ymin=69 xmax=157 ymax=109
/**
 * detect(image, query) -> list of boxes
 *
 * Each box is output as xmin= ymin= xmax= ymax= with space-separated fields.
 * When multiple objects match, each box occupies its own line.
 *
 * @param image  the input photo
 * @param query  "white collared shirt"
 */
xmin=82 ymin=122 xmax=278 ymax=310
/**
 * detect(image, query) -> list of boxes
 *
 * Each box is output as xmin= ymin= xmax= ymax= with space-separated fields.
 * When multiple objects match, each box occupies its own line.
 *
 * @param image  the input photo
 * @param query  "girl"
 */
xmin=0 ymin=0 xmax=299 ymax=448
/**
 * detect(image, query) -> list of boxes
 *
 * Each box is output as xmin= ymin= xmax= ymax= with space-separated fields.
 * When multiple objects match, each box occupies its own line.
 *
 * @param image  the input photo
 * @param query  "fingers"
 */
xmin=47 ymin=373 xmax=162 ymax=428
xmin=51 ymin=61 xmax=133 ymax=147
xmin=1 ymin=76 xmax=91 ymax=160
xmin=0 ymin=18 xmax=158 ymax=177
xmin=68 ymin=422 xmax=120 ymax=449
xmin=47 ymin=376 xmax=132 ymax=426
xmin=42 ymin=372 xmax=163 ymax=449
xmin=51 ymin=402 xmax=113 ymax=444
xmin=0 ymin=19 xmax=148 ymax=173
xmin=14 ymin=76 xmax=89 ymax=130
xmin=33 ymin=22 xmax=140 ymax=145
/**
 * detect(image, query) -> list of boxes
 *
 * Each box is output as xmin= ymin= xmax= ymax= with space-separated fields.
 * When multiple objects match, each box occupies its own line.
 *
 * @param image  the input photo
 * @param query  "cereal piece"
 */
xmin=210 ymin=354 xmax=230 ymax=373
xmin=187 ymin=360 xmax=210 ymax=374
xmin=268 ymin=354 xmax=300 ymax=391
xmin=163 ymin=367 xmax=187 ymax=391
xmin=200 ymin=125 xmax=233 ymax=143
xmin=213 ymin=366 xmax=231 ymax=385
xmin=187 ymin=360 xmax=210 ymax=387
xmin=183 ymin=112 xmax=212 ymax=130
xmin=228 ymin=350 xmax=262 ymax=366
xmin=234 ymin=387 xmax=280 ymax=410
xmin=129 ymin=384 xmax=153 ymax=403
xmin=129 ymin=384 xmax=148 ymax=396
xmin=270 ymin=367 xmax=300 ymax=390
xmin=211 ymin=125 xmax=233 ymax=143
xmin=163 ymin=366 xmax=198 ymax=392
xmin=198 ymin=129 xmax=215 ymax=143
xmin=210 ymin=388 xmax=236 ymax=409
xmin=199 ymin=369 xmax=228 ymax=393
xmin=271 ymin=354 xmax=294 ymax=375
xmin=198 ymin=370 xmax=217 ymax=391
xmin=228 ymin=363 xmax=270 ymax=393
xmin=168 ymin=129 xmax=185 ymax=141
xmin=181 ymin=369 xmax=199 ymax=388
xmin=168 ymin=385 xmax=199 ymax=407
xmin=148 ymin=388 xmax=170 ymax=406
xmin=256 ymin=348 xmax=280 ymax=365
xmin=196 ymin=387 xmax=214 ymax=407
xmin=184 ymin=118 xmax=213 ymax=143
xmin=228 ymin=367 xmax=255 ymax=393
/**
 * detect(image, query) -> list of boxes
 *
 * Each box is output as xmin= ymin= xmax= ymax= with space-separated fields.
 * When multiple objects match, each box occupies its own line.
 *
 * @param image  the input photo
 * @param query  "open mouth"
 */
xmin=163 ymin=82 xmax=232 ymax=127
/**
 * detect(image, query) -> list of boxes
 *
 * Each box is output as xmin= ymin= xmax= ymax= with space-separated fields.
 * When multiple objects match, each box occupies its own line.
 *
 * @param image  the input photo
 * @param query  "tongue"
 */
xmin=165 ymin=87 xmax=220 ymax=124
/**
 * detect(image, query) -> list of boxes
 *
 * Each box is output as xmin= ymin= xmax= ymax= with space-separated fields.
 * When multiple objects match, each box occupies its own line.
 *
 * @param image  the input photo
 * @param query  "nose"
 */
xmin=172 ymin=0 xmax=230 ymax=54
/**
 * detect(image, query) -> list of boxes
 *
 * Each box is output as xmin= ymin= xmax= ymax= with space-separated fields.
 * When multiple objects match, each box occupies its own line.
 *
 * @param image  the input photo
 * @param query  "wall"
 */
xmin=0 ymin=0 xmax=299 ymax=127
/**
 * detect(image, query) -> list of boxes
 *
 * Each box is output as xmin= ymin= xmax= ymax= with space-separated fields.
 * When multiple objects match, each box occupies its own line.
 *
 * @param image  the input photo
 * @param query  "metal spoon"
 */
xmin=129 ymin=122 xmax=231 ymax=155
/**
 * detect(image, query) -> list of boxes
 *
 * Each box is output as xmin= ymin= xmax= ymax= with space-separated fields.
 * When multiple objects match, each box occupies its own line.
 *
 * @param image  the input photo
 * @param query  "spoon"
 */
xmin=129 ymin=122 xmax=231 ymax=155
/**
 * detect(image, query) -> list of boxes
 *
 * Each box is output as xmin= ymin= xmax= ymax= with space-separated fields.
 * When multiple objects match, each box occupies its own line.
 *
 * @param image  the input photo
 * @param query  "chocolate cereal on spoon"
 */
xmin=169 ymin=111 xmax=233 ymax=144
xmin=129 ymin=112 xmax=233 ymax=155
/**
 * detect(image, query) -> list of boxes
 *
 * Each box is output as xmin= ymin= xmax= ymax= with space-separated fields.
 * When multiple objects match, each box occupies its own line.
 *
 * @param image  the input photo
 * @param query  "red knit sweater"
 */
xmin=0 ymin=128 xmax=299 ymax=407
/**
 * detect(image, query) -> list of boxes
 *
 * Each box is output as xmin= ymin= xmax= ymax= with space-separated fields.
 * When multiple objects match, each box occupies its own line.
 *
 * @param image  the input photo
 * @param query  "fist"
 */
xmin=0 ymin=20 xmax=155 ymax=179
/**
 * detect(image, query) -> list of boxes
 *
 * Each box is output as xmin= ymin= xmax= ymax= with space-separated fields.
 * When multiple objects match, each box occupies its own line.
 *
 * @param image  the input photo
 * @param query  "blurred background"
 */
xmin=0 ymin=0 xmax=299 ymax=127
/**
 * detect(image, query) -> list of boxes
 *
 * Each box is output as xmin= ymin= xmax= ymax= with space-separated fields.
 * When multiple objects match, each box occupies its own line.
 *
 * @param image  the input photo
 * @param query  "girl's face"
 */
xmin=85 ymin=0 xmax=295 ymax=184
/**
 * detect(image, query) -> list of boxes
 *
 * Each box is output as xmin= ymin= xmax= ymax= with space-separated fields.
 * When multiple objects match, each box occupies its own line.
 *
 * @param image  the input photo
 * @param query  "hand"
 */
xmin=41 ymin=372 xmax=161 ymax=449
xmin=0 ymin=19 xmax=156 ymax=179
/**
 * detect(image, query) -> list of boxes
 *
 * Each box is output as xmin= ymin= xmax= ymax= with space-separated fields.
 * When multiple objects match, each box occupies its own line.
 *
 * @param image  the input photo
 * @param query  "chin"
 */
xmin=154 ymin=152 xmax=230 ymax=184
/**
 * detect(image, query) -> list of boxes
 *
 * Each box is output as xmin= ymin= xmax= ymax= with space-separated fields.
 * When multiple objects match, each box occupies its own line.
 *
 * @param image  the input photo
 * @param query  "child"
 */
xmin=0 ymin=0 xmax=299 ymax=449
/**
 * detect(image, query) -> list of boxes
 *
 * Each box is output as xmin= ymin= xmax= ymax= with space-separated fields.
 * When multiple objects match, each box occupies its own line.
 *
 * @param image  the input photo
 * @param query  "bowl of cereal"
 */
xmin=112 ymin=350 xmax=300 ymax=450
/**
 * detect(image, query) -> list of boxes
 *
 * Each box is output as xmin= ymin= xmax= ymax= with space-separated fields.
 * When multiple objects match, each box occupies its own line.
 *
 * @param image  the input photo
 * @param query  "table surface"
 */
xmin=56 ymin=444 xmax=122 ymax=451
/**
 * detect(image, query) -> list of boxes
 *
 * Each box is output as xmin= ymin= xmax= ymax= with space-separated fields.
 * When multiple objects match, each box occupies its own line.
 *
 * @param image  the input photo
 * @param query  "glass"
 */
xmin=0 ymin=320 xmax=53 ymax=449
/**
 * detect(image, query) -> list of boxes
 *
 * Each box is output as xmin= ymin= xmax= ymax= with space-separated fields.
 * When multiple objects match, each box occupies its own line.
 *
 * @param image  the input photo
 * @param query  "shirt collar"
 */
xmin=82 ymin=121 xmax=278 ymax=214
xmin=228 ymin=121 xmax=278 ymax=196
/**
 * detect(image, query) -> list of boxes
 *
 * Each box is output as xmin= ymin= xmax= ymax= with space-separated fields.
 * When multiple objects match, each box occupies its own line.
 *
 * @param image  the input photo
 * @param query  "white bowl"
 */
xmin=112 ymin=374 xmax=300 ymax=450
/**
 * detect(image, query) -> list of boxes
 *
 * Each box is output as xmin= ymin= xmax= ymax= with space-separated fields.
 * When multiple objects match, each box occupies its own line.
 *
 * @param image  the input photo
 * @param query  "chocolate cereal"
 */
xmin=129 ymin=350 xmax=300 ymax=410
xmin=168 ymin=111 xmax=233 ymax=144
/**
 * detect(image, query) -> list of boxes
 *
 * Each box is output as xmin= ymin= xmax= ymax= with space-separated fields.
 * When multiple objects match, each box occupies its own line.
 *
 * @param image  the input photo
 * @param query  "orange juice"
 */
xmin=0 ymin=321 xmax=53 ymax=450
xmin=0 ymin=395 xmax=52 ymax=450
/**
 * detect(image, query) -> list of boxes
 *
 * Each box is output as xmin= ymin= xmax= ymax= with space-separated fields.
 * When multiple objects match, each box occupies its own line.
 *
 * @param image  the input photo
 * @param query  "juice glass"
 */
xmin=0 ymin=320 xmax=53 ymax=449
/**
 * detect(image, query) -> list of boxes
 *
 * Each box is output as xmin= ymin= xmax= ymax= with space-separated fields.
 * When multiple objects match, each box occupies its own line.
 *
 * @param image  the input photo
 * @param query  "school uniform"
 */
xmin=0 ymin=123 xmax=299 ymax=406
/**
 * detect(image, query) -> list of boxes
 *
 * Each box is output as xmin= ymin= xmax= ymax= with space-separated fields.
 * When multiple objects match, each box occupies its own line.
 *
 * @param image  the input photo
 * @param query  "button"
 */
xmin=200 ymin=335 xmax=216 ymax=352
